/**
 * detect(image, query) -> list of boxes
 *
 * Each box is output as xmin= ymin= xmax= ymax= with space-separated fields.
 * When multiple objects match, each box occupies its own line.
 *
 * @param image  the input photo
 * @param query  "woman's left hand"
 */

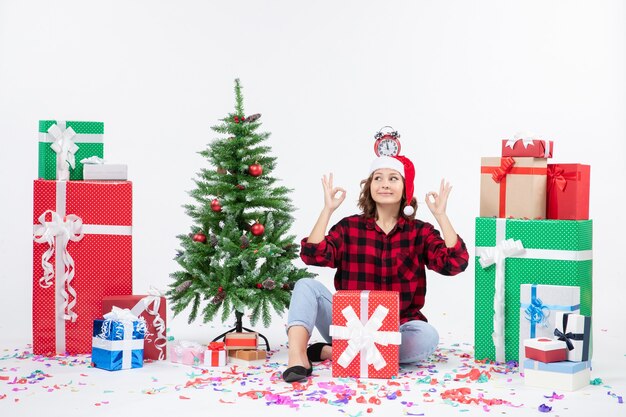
xmin=425 ymin=179 xmax=452 ymax=217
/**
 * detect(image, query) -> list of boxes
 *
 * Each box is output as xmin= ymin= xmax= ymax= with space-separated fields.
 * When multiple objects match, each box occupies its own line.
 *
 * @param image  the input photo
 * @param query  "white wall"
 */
xmin=1 ymin=1 xmax=624 ymax=346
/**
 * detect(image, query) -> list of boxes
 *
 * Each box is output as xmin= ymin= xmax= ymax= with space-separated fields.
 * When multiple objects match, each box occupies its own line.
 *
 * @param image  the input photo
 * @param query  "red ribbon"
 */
xmin=481 ymin=158 xmax=547 ymax=218
xmin=547 ymin=165 xmax=580 ymax=192
xmin=546 ymin=165 xmax=582 ymax=219
xmin=491 ymin=157 xmax=515 ymax=183
xmin=208 ymin=341 xmax=225 ymax=351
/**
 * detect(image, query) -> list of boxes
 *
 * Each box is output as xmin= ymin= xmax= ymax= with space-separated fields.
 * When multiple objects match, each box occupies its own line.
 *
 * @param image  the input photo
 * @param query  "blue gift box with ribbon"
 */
xmin=91 ymin=307 xmax=146 ymax=371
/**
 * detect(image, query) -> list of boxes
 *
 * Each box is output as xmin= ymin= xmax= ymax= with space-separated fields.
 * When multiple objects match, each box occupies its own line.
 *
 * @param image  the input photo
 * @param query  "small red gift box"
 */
xmin=524 ymin=338 xmax=568 ymax=363
xmin=32 ymin=180 xmax=132 ymax=355
xmin=102 ymin=294 xmax=167 ymax=360
xmin=204 ymin=342 xmax=227 ymax=367
xmin=502 ymin=137 xmax=553 ymax=158
xmin=329 ymin=291 xmax=401 ymax=379
xmin=547 ymin=164 xmax=591 ymax=220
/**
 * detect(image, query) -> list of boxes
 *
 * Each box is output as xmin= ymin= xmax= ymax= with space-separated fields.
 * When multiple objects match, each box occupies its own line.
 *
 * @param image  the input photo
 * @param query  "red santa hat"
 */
xmin=368 ymin=155 xmax=416 ymax=216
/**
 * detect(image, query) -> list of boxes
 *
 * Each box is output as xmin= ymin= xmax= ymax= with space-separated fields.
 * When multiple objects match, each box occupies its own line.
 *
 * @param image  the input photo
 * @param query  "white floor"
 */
xmin=1 ymin=320 xmax=624 ymax=417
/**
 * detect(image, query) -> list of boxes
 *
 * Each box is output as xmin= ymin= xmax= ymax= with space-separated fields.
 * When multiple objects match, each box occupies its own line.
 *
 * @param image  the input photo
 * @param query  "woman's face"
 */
xmin=370 ymin=168 xmax=404 ymax=206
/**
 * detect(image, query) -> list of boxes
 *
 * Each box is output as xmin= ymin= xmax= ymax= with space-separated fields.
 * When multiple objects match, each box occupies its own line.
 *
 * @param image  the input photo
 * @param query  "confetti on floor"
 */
xmin=1 ymin=341 xmax=624 ymax=416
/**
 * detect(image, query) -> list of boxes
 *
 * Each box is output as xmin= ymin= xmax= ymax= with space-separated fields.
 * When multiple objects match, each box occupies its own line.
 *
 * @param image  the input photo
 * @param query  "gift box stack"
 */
xmin=32 ymin=120 xmax=166 ymax=367
xmin=224 ymin=332 xmax=267 ymax=362
xmin=474 ymin=133 xmax=593 ymax=377
xmin=102 ymin=293 xmax=168 ymax=361
xmin=522 ymin=308 xmax=592 ymax=391
xmin=329 ymin=290 xmax=402 ymax=379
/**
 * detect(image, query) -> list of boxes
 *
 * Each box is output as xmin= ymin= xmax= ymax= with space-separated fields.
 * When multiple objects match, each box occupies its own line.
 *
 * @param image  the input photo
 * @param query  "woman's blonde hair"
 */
xmin=357 ymin=173 xmax=417 ymax=220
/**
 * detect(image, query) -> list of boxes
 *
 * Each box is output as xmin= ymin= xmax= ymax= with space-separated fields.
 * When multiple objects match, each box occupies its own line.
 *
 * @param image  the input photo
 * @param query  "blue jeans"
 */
xmin=287 ymin=278 xmax=439 ymax=364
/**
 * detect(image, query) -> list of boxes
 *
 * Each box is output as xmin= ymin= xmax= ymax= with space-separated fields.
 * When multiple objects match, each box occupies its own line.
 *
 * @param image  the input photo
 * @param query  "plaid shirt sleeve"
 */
xmin=421 ymin=222 xmax=469 ymax=276
xmin=300 ymin=220 xmax=345 ymax=268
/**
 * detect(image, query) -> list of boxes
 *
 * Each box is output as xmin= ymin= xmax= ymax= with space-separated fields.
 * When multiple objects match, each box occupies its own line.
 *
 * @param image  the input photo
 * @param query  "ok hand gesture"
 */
xmin=322 ymin=173 xmax=346 ymax=212
xmin=425 ymin=179 xmax=452 ymax=217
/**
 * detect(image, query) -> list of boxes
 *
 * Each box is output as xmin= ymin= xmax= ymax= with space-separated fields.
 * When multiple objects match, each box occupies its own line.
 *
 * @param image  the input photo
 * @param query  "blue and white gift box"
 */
xmin=523 ymin=359 xmax=590 ymax=391
xmin=518 ymin=284 xmax=580 ymax=368
xmin=92 ymin=307 xmax=146 ymax=371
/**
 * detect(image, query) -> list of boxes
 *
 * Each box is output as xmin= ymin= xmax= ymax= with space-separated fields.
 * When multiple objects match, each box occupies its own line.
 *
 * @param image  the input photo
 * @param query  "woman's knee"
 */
xmin=293 ymin=277 xmax=317 ymax=292
xmin=399 ymin=321 xmax=439 ymax=363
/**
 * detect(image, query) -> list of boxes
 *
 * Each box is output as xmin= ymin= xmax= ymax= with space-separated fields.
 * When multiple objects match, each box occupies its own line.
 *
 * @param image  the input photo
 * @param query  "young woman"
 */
xmin=282 ymin=155 xmax=469 ymax=383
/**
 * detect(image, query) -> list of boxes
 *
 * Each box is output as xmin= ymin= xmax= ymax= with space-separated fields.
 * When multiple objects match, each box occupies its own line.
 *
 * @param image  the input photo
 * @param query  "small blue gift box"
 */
xmin=92 ymin=317 xmax=146 ymax=371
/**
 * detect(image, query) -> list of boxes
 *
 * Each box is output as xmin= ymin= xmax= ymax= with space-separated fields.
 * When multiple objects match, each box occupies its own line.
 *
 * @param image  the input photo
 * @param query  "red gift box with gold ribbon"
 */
xmin=329 ymin=291 xmax=401 ymax=379
xmin=547 ymin=164 xmax=591 ymax=220
xmin=480 ymin=157 xmax=547 ymax=219
xmin=32 ymin=180 xmax=132 ymax=355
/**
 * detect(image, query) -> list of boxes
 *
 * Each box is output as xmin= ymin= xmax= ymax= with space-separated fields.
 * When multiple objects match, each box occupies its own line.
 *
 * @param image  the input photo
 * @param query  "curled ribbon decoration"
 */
xmin=524 ymin=296 xmax=550 ymax=329
xmin=104 ymin=306 xmax=138 ymax=322
xmin=329 ymin=304 xmax=401 ymax=372
xmin=478 ymin=238 xmax=525 ymax=363
xmin=98 ymin=307 xmax=142 ymax=339
xmin=33 ymin=210 xmax=84 ymax=322
xmin=48 ymin=123 xmax=79 ymax=180
xmin=505 ymin=132 xmax=539 ymax=149
xmin=131 ymin=287 xmax=168 ymax=360
xmin=491 ymin=157 xmax=515 ymax=183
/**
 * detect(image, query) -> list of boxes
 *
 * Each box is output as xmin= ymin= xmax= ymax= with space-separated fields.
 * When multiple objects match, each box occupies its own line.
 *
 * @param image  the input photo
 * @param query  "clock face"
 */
xmin=376 ymin=138 xmax=400 ymax=156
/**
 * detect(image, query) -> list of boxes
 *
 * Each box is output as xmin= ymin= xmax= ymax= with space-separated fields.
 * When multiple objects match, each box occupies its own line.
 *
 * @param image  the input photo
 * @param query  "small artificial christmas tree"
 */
xmin=168 ymin=79 xmax=314 ymax=331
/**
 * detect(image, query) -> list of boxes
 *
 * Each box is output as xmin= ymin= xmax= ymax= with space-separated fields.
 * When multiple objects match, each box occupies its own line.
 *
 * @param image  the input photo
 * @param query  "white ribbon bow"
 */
xmin=478 ymin=238 xmax=525 ymax=363
xmin=80 ymin=156 xmax=105 ymax=165
xmin=33 ymin=210 xmax=84 ymax=321
xmin=104 ymin=306 xmax=139 ymax=322
xmin=505 ymin=131 xmax=540 ymax=149
xmin=329 ymin=305 xmax=401 ymax=371
xmin=99 ymin=307 xmax=143 ymax=369
xmin=130 ymin=287 xmax=168 ymax=360
xmin=48 ymin=123 xmax=79 ymax=180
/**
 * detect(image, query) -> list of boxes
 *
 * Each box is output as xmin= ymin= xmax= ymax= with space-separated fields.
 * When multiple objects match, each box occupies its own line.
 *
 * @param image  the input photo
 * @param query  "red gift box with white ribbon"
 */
xmin=102 ymin=293 xmax=167 ymax=360
xmin=501 ymin=134 xmax=554 ymax=158
xmin=329 ymin=291 xmax=401 ymax=379
xmin=32 ymin=180 xmax=132 ymax=355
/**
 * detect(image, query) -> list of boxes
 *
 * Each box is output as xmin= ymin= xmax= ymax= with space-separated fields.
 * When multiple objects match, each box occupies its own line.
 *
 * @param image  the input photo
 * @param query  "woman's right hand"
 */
xmin=322 ymin=173 xmax=346 ymax=212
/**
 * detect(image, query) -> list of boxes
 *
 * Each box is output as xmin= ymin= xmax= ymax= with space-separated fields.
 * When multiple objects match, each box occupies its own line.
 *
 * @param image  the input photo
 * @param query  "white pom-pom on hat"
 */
xmin=403 ymin=205 xmax=415 ymax=216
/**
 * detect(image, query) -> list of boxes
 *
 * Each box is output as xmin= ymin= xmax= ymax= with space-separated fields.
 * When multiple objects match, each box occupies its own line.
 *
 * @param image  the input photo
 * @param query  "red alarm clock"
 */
xmin=373 ymin=126 xmax=401 ymax=157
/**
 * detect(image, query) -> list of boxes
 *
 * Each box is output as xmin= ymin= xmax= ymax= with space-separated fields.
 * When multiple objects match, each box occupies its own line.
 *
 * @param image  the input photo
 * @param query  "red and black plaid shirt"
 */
xmin=300 ymin=214 xmax=469 ymax=324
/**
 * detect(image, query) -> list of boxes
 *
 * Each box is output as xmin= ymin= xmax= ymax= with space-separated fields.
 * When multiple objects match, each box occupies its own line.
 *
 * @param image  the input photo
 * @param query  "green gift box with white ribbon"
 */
xmin=38 ymin=120 xmax=104 ymax=180
xmin=474 ymin=217 xmax=592 ymax=363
